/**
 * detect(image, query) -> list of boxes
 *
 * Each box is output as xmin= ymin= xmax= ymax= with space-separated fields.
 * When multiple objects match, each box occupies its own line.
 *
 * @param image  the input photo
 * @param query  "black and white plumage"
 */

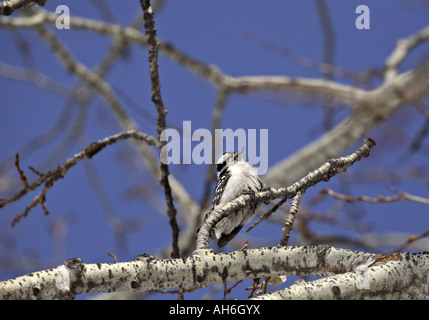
xmin=203 ymin=149 xmax=266 ymax=247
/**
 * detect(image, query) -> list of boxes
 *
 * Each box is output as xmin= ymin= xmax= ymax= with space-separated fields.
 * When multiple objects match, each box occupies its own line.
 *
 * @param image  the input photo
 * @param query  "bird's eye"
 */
xmin=217 ymin=162 xmax=226 ymax=172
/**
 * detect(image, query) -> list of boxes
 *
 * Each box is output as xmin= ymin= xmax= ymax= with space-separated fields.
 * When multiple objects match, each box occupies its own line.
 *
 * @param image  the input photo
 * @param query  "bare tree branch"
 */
xmin=321 ymin=188 xmax=429 ymax=205
xmin=0 ymin=7 xmax=202 ymax=231
xmin=140 ymin=0 xmax=179 ymax=258
xmin=1 ymin=2 xmax=429 ymax=301
xmin=0 ymin=61 xmax=87 ymax=100
xmin=251 ymin=250 xmax=429 ymax=300
xmin=0 ymin=0 xmax=50 ymax=16
xmin=280 ymin=191 xmax=302 ymax=246
xmin=1 ymin=245 xmax=427 ymax=300
xmin=196 ymin=138 xmax=376 ymax=250
xmin=384 ymin=25 xmax=429 ymax=81
xmin=264 ymin=59 xmax=429 ymax=187
xmin=0 ymin=130 xmax=161 ymax=225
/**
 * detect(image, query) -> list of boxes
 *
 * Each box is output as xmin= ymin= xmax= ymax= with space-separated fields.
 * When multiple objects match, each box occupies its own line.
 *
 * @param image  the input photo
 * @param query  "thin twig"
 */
xmin=1 ymin=130 xmax=160 ymax=225
xmin=384 ymin=25 xmax=429 ymax=81
xmin=223 ymin=280 xmax=243 ymax=300
xmin=378 ymin=229 xmax=429 ymax=258
xmin=314 ymin=0 xmax=336 ymax=78
xmin=321 ymin=188 xmax=429 ymax=205
xmin=280 ymin=191 xmax=303 ymax=246
xmin=245 ymin=195 xmax=287 ymax=233
xmin=140 ymin=0 xmax=180 ymax=259
xmin=152 ymin=285 xmax=204 ymax=295
xmin=243 ymin=31 xmax=373 ymax=84
xmin=246 ymin=278 xmax=260 ymax=299
xmin=108 ymin=252 xmax=118 ymax=263
xmin=14 ymin=153 xmax=29 ymax=189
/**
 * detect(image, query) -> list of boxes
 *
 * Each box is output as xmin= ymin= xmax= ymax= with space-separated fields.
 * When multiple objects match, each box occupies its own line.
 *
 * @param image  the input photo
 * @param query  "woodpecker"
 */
xmin=202 ymin=149 xmax=266 ymax=247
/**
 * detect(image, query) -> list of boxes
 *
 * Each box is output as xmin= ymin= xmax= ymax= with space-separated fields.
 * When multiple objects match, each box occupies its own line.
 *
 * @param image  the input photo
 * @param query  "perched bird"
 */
xmin=202 ymin=149 xmax=266 ymax=247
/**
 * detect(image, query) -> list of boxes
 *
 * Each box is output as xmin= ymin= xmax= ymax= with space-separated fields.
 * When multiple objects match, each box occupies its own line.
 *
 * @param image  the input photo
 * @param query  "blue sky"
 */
xmin=1 ymin=0 xmax=429 ymax=299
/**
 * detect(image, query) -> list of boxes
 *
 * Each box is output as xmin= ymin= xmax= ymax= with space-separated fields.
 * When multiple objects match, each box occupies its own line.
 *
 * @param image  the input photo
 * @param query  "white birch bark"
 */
xmin=1 ymin=245 xmax=428 ymax=300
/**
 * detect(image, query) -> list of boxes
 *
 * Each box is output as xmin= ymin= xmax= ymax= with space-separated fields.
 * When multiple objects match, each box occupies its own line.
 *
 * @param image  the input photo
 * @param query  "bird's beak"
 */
xmin=236 ymin=146 xmax=245 ymax=160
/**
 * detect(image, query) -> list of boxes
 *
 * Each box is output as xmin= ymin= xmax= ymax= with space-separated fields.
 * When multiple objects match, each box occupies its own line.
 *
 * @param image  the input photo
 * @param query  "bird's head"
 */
xmin=216 ymin=147 xmax=244 ymax=173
